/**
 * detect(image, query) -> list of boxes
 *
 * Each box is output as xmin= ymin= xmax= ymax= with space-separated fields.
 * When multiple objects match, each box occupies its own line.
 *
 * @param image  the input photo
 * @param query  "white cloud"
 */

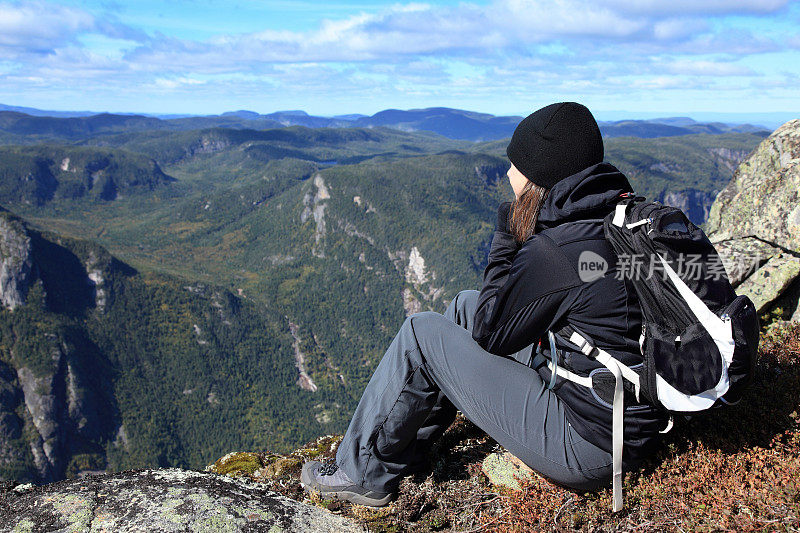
xmin=153 ymin=76 xmax=206 ymax=89
xmin=0 ymin=0 xmax=147 ymax=60
xmin=114 ymin=0 xmax=790 ymax=72
xmin=652 ymin=18 xmax=709 ymax=41
xmin=630 ymin=76 xmax=695 ymax=90
xmin=0 ymin=1 xmax=94 ymax=53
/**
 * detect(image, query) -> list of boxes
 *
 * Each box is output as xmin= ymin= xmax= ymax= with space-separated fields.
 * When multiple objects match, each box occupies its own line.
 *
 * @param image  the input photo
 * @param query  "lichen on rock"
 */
xmin=706 ymin=119 xmax=800 ymax=251
xmin=706 ymin=119 xmax=800 ymax=321
xmin=207 ymin=452 xmax=270 ymax=478
xmin=0 ymin=468 xmax=365 ymax=532
xmin=481 ymin=451 xmax=539 ymax=491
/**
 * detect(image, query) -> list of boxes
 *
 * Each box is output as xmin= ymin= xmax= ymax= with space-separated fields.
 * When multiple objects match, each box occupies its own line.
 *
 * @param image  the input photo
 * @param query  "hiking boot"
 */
xmin=300 ymin=460 xmax=396 ymax=507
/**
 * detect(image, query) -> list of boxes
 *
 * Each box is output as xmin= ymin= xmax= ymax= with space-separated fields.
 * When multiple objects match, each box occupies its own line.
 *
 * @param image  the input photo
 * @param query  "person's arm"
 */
xmin=472 ymin=203 xmax=583 ymax=355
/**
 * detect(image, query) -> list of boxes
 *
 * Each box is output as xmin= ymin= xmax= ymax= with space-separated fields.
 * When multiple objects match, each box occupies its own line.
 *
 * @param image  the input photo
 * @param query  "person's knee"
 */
xmin=405 ymin=311 xmax=448 ymax=342
xmin=456 ymin=290 xmax=478 ymax=311
xmin=445 ymin=289 xmax=478 ymax=316
xmin=408 ymin=310 xmax=442 ymax=325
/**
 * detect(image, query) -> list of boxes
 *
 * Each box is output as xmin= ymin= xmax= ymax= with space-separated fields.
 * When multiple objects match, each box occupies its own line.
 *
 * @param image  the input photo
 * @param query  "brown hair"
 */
xmin=510 ymin=180 xmax=549 ymax=244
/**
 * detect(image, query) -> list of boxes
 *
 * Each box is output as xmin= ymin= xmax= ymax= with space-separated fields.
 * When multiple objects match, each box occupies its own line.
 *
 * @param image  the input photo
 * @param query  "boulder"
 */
xmin=706 ymin=119 xmax=800 ymax=251
xmin=705 ymin=119 xmax=800 ymax=319
xmin=735 ymin=255 xmax=800 ymax=313
xmin=712 ymin=237 xmax=781 ymax=287
xmin=0 ymin=468 xmax=365 ymax=532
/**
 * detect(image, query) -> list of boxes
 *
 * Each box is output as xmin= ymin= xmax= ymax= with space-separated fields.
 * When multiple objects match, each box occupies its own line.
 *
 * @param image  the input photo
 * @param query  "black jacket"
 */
xmin=472 ymin=162 xmax=669 ymax=463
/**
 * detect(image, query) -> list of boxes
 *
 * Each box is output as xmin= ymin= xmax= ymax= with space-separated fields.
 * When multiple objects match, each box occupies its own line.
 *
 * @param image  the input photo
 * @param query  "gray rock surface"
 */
xmin=0 ymin=468 xmax=365 ymax=532
xmin=706 ymin=119 xmax=800 ymax=320
xmin=735 ymin=255 xmax=800 ymax=313
xmin=712 ymin=237 xmax=781 ymax=287
xmin=706 ymin=119 xmax=800 ymax=251
xmin=17 ymin=362 xmax=64 ymax=481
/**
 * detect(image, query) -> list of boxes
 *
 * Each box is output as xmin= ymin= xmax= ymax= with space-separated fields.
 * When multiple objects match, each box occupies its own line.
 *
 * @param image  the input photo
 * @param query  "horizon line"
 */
xmin=1 ymin=102 xmax=797 ymax=128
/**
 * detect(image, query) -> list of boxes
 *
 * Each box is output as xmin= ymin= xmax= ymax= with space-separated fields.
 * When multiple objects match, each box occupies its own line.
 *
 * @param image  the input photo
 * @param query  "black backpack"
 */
xmin=542 ymin=194 xmax=760 ymax=511
xmin=602 ymin=194 xmax=759 ymax=411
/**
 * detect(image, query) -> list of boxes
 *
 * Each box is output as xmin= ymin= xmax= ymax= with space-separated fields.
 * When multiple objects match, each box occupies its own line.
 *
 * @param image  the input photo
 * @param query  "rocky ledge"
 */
xmin=0 ymin=468 xmax=364 ymax=532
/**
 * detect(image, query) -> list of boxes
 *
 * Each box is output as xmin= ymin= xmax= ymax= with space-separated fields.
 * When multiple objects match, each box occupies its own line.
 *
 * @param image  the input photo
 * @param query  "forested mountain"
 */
xmin=0 ymin=145 xmax=175 ymax=204
xmin=0 ymin=114 xmax=769 ymax=483
xmin=0 ymin=207 xmax=354 ymax=483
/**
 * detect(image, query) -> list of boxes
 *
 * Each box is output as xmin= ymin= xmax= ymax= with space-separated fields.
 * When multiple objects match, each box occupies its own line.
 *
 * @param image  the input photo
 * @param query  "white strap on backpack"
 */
xmin=538 ymin=328 xmax=645 ymax=512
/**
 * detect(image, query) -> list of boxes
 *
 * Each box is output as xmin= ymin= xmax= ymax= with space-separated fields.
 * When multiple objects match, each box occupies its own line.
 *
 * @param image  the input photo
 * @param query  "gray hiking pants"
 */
xmin=336 ymin=289 xmax=613 ymax=493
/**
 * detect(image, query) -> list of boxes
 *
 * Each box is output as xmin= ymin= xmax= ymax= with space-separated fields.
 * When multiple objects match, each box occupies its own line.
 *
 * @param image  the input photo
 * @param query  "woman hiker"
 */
xmin=301 ymin=102 xmax=671 ymax=507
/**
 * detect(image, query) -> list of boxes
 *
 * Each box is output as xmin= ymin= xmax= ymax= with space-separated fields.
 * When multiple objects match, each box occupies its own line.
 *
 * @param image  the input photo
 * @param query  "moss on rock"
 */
xmin=481 ymin=451 xmax=538 ymax=491
xmin=207 ymin=452 xmax=267 ymax=478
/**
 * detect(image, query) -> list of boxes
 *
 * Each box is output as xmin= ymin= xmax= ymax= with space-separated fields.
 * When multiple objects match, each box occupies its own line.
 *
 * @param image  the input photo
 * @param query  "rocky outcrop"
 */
xmin=735 ymin=255 xmax=800 ymax=313
xmin=402 ymin=287 xmax=423 ymax=316
xmin=84 ymin=250 xmax=110 ymax=312
xmin=187 ymin=133 xmax=232 ymax=157
xmin=301 ymin=174 xmax=330 ymax=258
xmin=17 ymin=359 xmax=65 ymax=481
xmin=707 ymin=147 xmax=752 ymax=175
xmin=0 ymin=468 xmax=364 ymax=533
xmin=0 ymin=214 xmax=32 ymax=311
xmin=288 ymin=321 xmax=318 ymax=392
xmin=706 ymin=119 xmax=800 ymax=320
xmin=482 ymin=451 xmax=538 ymax=490
xmin=706 ymin=120 xmax=800 ymax=250
xmin=393 ymin=246 xmax=445 ymax=316
xmin=11 ymin=336 xmax=117 ymax=483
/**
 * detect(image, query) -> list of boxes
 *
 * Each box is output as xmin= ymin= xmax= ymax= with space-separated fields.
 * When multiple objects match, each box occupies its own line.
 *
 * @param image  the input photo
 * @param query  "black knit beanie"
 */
xmin=506 ymin=102 xmax=604 ymax=189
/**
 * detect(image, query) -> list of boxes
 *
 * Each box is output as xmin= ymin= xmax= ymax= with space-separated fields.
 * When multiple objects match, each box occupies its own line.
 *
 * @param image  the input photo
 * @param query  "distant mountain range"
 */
xmin=0 ymin=104 xmax=770 ymax=142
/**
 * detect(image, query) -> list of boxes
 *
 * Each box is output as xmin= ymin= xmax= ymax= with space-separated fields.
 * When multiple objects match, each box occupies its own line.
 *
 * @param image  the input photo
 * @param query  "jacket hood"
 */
xmin=536 ymin=162 xmax=634 ymax=230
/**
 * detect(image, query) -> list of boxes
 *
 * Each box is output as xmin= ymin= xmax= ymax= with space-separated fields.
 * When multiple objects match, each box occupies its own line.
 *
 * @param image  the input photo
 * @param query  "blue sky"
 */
xmin=1 ymin=0 xmax=799 ymax=121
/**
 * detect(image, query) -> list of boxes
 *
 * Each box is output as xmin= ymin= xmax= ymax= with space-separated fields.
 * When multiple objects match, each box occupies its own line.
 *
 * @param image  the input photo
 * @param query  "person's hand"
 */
xmin=496 ymin=201 xmax=513 ymax=234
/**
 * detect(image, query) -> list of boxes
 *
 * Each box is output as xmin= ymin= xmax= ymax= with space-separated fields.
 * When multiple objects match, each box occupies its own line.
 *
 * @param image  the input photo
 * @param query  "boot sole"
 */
xmin=315 ymin=487 xmax=395 ymax=507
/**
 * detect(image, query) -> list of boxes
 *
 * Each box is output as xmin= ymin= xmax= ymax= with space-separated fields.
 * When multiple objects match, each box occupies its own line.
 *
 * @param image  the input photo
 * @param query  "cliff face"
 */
xmin=658 ymin=146 xmax=752 ymax=224
xmin=659 ymin=189 xmax=719 ymax=226
xmin=11 ymin=339 xmax=117 ymax=483
xmin=0 ymin=210 xmax=119 ymax=483
xmin=0 ymin=213 xmax=32 ymax=310
xmin=706 ymin=119 xmax=800 ymax=320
